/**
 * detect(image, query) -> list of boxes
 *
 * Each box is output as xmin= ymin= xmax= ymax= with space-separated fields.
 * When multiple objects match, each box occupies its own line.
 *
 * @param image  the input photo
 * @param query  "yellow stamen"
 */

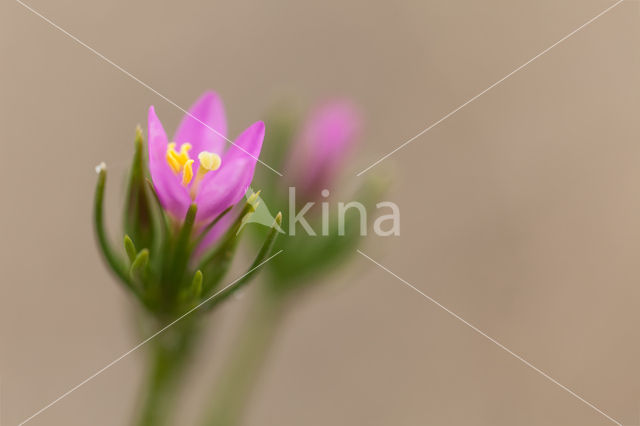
xmin=177 ymin=143 xmax=192 ymax=164
xmin=181 ymin=159 xmax=194 ymax=187
xmin=166 ymin=142 xmax=193 ymax=174
xmin=166 ymin=143 xmax=181 ymax=174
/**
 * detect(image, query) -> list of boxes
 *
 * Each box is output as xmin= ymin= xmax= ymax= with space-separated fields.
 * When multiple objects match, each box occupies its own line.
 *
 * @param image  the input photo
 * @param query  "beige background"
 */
xmin=2 ymin=0 xmax=640 ymax=424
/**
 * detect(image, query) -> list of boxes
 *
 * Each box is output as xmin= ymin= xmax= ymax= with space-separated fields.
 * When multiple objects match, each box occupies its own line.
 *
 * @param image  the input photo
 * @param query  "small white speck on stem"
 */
xmin=94 ymin=162 xmax=107 ymax=174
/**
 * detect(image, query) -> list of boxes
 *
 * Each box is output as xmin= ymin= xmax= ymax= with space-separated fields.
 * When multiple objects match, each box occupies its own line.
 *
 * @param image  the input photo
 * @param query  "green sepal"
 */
xmin=145 ymin=178 xmax=171 ymax=238
xmin=179 ymin=270 xmax=203 ymax=307
xmin=130 ymin=248 xmax=150 ymax=282
xmin=175 ymin=204 xmax=198 ymax=255
xmin=242 ymin=211 xmax=282 ymax=283
xmin=167 ymin=204 xmax=198 ymax=290
xmin=191 ymin=270 xmax=203 ymax=299
xmin=124 ymin=235 xmax=137 ymax=263
xmin=93 ymin=164 xmax=142 ymax=299
xmin=123 ymin=126 xmax=154 ymax=251
xmin=198 ymin=201 xmax=257 ymax=295
xmin=204 ymin=212 xmax=283 ymax=311
xmin=191 ymin=206 xmax=233 ymax=250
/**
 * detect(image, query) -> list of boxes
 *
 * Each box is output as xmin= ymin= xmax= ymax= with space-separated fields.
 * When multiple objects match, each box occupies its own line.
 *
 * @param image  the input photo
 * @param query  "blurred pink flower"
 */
xmin=286 ymin=99 xmax=362 ymax=199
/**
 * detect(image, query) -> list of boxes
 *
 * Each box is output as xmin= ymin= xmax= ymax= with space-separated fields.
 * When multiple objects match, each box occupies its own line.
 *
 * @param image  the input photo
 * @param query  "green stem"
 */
xmin=135 ymin=317 xmax=199 ymax=426
xmin=202 ymin=289 xmax=287 ymax=426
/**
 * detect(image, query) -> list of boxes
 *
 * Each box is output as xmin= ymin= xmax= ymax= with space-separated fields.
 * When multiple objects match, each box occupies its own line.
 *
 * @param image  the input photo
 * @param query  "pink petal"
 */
xmin=222 ymin=120 xmax=265 ymax=164
xmin=194 ymin=157 xmax=252 ymax=223
xmin=148 ymin=106 xmax=191 ymax=220
xmin=173 ymin=91 xmax=227 ymax=158
xmin=194 ymin=121 xmax=265 ymax=223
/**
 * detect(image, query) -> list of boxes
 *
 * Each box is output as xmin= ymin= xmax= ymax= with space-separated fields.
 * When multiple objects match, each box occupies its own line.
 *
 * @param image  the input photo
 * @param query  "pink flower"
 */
xmin=148 ymin=91 xmax=265 ymax=224
xmin=286 ymin=99 xmax=362 ymax=198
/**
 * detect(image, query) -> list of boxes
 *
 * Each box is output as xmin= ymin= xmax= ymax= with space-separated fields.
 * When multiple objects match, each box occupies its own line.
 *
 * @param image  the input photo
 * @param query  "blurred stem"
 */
xmin=135 ymin=317 xmax=199 ymax=426
xmin=202 ymin=287 xmax=288 ymax=426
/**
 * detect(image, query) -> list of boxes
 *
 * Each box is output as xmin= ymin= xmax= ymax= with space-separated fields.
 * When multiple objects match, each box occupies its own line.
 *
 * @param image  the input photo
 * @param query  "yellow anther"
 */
xmin=166 ymin=142 xmax=194 ymax=175
xmin=177 ymin=143 xmax=192 ymax=164
xmin=181 ymin=159 xmax=194 ymax=187
xmin=166 ymin=146 xmax=181 ymax=174
xmin=198 ymin=151 xmax=222 ymax=171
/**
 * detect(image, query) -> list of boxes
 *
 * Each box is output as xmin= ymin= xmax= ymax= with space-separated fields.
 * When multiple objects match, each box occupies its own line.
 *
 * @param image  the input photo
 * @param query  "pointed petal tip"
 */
xmin=221 ymin=120 xmax=266 ymax=164
xmin=148 ymin=106 xmax=162 ymax=129
xmin=147 ymin=106 xmax=167 ymax=140
xmin=174 ymin=90 xmax=227 ymax=153
xmin=244 ymin=120 xmax=266 ymax=142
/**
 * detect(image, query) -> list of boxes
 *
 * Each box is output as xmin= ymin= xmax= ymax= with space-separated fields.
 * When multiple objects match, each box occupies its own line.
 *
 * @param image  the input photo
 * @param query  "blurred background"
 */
xmin=2 ymin=0 xmax=640 ymax=424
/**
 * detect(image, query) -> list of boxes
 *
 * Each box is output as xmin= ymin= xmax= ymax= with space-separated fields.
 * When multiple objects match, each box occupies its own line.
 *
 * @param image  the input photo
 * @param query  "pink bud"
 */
xmin=286 ymin=99 xmax=362 ymax=200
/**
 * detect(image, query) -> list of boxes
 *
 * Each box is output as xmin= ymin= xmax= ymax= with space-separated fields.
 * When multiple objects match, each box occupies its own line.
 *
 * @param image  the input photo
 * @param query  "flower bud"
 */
xmin=286 ymin=100 xmax=362 ymax=201
xmin=124 ymin=126 xmax=155 ymax=250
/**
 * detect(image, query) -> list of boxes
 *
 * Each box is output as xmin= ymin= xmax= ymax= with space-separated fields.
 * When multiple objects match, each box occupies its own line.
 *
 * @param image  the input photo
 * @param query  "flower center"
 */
xmin=166 ymin=142 xmax=221 ymax=199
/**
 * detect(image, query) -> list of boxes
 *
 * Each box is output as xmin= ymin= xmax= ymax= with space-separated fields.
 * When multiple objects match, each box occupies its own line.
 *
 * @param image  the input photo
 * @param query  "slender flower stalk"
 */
xmin=203 ymin=293 xmax=286 ymax=426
